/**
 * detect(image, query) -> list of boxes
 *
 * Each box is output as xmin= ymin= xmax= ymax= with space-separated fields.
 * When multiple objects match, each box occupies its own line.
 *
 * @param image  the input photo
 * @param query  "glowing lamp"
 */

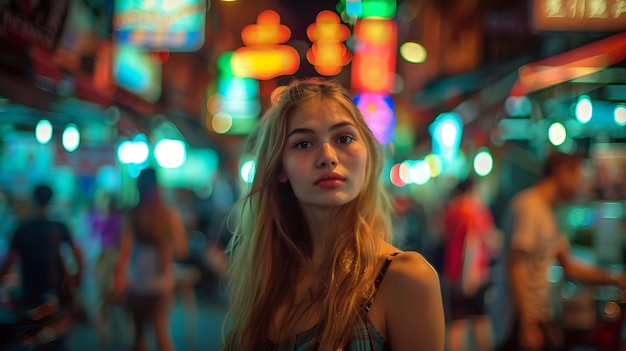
xmin=62 ymin=124 xmax=80 ymax=153
xmin=113 ymin=45 xmax=162 ymax=103
xmin=575 ymin=95 xmax=593 ymax=124
xmin=231 ymin=47 xmax=300 ymax=80
xmin=429 ymin=112 xmax=462 ymax=166
xmin=212 ymin=51 xmax=261 ymax=135
xmin=36 ymin=119 xmax=53 ymax=145
xmin=155 ymin=139 xmax=186 ymax=169
xmin=473 ymin=148 xmax=493 ymax=177
xmin=306 ymin=11 xmax=352 ymax=76
xmin=232 ymin=10 xmax=300 ymax=80
xmin=351 ymin=19 xmax=397 ymax=94
xmin=346 ymin=0 xmax=363 ymax=18
xmin=389 ymin=163 xmax=406 ymax=187
xmin=548 ymin=122 xmax=566 ymax=146
xmin=241 ymin=10 xmax=291 ymax=46
xmin=361 ymin=0 xmax=397 ymax=18
xmin=615 ymin=105 xmax=626 ymax=126
xmin=353 ymin=93 xmax=395 ymax=144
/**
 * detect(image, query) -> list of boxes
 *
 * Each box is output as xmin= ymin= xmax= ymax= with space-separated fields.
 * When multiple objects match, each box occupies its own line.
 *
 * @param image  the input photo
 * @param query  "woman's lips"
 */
xmin=316 ymin=178 xmax=345 ymax=188
xmin=315 ymin=172 xmax=345 ymax=188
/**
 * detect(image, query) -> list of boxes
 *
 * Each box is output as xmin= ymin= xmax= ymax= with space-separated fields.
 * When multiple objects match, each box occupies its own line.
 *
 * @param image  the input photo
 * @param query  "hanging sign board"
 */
xmin=532 ymin=0 xmax=626 ymax=32
xmin=113 ymin=0 xmax=206 ymax=51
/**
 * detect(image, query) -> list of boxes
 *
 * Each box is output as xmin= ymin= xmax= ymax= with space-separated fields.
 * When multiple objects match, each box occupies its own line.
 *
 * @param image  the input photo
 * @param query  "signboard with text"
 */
xmin=532 ymin=0 xmax=626 ymax=32
xmin=113 ymin=0 xmax=206 ymax=51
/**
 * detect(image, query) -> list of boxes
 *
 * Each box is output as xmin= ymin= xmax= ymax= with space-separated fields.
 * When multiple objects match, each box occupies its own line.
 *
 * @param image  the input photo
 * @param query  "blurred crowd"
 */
xmin=0 ymin=149 xmax=624 ymax=351
xmin=0 ymin=167 xmax=235 ymax=351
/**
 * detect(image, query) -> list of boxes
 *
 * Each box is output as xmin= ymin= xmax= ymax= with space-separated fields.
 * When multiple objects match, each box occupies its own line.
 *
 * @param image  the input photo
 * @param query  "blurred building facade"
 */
xmin=0 ymin=0 xmax=624 ymax=250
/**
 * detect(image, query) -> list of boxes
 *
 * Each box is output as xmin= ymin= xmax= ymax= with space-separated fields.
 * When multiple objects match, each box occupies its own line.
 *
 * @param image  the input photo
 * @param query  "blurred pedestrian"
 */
xmin=222 ymin=78 xmax=445 ymax=351
xmin=87 ymin=190 xmax=123 ymax=341
xmin=392 ymin=193 xmax=428 ymax=253
xmin=503 ymin=151 xmax=626 ymax=351
xmin=0 ymin=188 xmax=17 ymax=265
xmin=442 ymin=177 xmax=502 ymax=351
xmin=112 ymin=168 xmax=188 ymax=351
xmin=0 ymin=184 xmax=83 ymax=310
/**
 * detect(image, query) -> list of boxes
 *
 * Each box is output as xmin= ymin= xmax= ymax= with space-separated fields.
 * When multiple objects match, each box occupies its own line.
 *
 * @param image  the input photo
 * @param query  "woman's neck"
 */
xmin=300 ymin=205 xmax=338 ymax=265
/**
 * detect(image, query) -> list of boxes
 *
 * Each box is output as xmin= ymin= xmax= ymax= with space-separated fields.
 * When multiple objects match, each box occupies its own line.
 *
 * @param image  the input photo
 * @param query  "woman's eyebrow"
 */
xmin=287 ymin=122 xmax=356 ymax=138
xmin=287 ymin=127 xmax=314 ymax=138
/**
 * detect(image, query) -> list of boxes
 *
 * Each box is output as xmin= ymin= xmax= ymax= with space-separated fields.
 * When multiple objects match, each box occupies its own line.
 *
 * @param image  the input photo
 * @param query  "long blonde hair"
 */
xmin=223 ymin=79 xmax=392 ymax=350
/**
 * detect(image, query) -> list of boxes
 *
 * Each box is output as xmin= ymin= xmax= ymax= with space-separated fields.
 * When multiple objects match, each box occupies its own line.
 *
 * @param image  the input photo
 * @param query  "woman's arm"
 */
xmin=169 ymin=208 xmax=189 ymax=260
xmin=112 ymin=214 xmax=133 ymax=298
xmin=384 ymin=251 xmax=445 ymax=351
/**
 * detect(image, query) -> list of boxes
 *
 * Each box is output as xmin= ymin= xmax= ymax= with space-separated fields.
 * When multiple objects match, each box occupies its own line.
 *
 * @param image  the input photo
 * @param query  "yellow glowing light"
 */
xmin=231 ymin=47 xmax=300 ymax=80
xmin=360 ymin=19 xmax=394 ymax=44
xmin=425 ymin=154 xmax=442 ymax=178
xmin=206 ymin=94 xmax=224 ymax=114
xmin=306 ymin=10 xmax=352 ymax=76
xmin=212 ymin=111 xmax=233 ymax=134
xmin=232 ymin=10 xmax=300 ymax=80
xmin=398 ymin=161 xmax=412 ymax=184
xmin=351 ymin=18 xmax=396 ymax=94
xmin=400 ymin=42 xmax=427 ymax=63
xmin=241 ymin=10 xmax=291 ymax=46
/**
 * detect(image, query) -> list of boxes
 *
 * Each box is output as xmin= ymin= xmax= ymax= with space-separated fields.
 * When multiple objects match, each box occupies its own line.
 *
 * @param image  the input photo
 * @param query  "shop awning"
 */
xmin=412 ymin=56 xmax=531 ymax=110
xmin=509 ymin=31 xmax=626 ymax=97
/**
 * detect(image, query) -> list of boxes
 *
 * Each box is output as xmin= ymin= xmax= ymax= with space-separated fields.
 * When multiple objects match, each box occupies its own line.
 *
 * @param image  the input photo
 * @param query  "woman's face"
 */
xmin=279 ymin=102 xmax=368 ymax=209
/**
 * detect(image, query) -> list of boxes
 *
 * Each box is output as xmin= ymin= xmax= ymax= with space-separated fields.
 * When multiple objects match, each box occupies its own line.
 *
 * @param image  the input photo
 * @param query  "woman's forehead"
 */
xmin=288 ymin=100 xmax=353 ymax=123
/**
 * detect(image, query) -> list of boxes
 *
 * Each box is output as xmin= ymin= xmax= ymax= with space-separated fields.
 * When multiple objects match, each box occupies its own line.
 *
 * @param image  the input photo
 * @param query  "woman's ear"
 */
xmin=277 ymin=164 xmax=288 ymax=183
xmin=278 ymin=172 xmax=288 ymax=183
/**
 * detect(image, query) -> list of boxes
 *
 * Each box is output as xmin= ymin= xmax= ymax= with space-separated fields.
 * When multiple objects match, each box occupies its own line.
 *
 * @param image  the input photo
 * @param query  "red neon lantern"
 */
xmin=306 ymin=10 xmax=352 ymax=76
xmin=232 ymin=10 xmax=300 ymax=80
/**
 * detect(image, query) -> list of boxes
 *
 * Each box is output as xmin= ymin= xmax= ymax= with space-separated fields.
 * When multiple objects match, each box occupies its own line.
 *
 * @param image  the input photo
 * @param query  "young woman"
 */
xmin=222 ymin=78 xmax=445 ymax=351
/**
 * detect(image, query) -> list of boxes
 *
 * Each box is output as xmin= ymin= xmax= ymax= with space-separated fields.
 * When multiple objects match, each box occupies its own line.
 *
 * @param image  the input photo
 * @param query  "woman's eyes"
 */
xmin=292 ymin=135 xmax=355 ymax=149
xmin=337 ymin=135 xmax=354 ymax=144
xmin=295 ymin=141 xmax=312 ymax=149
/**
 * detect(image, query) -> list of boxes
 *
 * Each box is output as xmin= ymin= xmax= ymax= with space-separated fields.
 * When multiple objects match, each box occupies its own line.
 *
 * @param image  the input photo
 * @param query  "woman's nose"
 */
xmin=316 ymin=143 xmax=338 ymax=168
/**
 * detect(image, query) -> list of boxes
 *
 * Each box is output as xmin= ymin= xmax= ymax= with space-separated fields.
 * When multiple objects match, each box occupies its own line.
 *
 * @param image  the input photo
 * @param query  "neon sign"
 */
xmin=113 ymin=0 xmax=206 ymax=51
xmin=351 ymin=18 xmax=397 ymax=94
xmin=113 ymin=44 xmax=162 ymax=103
xmin=306 ymin=11 xmax=352 ymax=76
xmin=231 ymin=10 xmax=300 ymax=80
xmin=354 ymin=93 xmax=395 ymax=144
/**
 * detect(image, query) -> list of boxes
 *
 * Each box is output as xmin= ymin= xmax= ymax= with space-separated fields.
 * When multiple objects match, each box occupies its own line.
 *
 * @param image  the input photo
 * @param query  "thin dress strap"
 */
xmin=363 ymin=252 xmax=401 ymax=315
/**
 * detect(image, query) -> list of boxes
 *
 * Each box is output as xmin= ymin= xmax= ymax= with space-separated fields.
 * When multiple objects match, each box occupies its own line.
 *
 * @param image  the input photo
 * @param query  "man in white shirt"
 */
xmin=505 ymin=151 xmax=626 ymax=351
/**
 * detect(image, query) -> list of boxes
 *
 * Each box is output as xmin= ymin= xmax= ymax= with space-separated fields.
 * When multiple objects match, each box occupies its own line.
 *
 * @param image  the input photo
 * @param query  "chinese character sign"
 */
xmin=533 ymin=0 xmax=626 ymax=31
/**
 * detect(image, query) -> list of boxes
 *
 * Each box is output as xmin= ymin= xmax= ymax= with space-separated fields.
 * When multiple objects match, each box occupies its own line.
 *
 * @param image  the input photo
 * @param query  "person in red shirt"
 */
xmin=443 ymin=177 xmax=502 ymax=351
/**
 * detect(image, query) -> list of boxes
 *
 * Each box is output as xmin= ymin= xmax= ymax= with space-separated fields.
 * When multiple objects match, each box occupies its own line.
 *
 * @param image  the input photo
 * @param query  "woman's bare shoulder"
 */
xmin=379 ymin=250 xmax=445 ymax=350
xmin=377 ymin=243 xmax=438 ymax=282
xmin=385 ymin=251 xmax=440 ymax=289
